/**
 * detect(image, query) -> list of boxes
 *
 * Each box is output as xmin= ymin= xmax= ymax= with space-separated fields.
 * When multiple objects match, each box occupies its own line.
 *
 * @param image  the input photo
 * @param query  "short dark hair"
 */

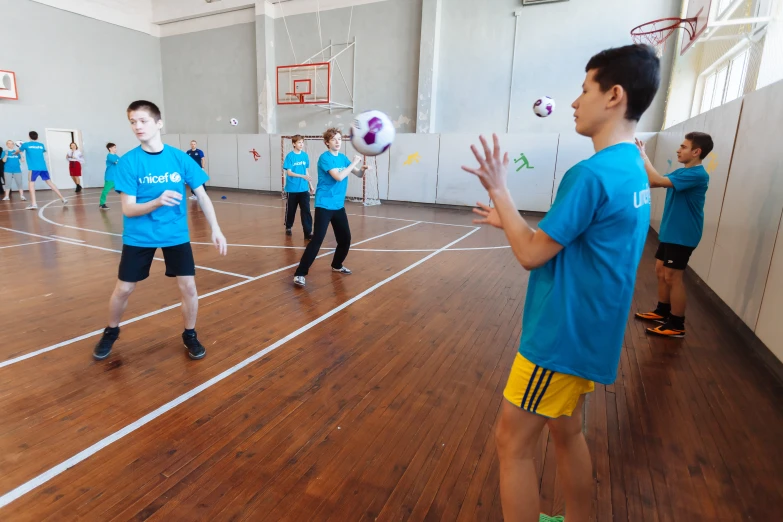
xmin=586 ymin=44 xmax=660 ymax=122
xmin=106 ymin=142 xmax=116 ymax=150
xmin=29 ymin=131 xmax=38 ymax=140
xmin=127 ymin=100 xmax=162 ymax=121
xmin=685 ymin=132 xmax=714 ymax=159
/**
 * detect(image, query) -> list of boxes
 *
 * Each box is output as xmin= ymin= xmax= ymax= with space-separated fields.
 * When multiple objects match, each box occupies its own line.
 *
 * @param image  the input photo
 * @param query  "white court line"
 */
xmin=0 ymin=222 xmax=420 ymax=369
xmin=211 ymin=198 xmax=475 ymax=228
xmin=0 ymin=226 xmax=477 ymax=510
xmin=50 ymin=235 xmax=85 ymax=243
xmin=0 ymin=240 xmax=55 ymax=250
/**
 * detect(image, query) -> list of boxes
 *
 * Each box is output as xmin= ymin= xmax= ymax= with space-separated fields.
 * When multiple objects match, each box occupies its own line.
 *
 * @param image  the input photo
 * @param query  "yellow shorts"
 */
xmin=503 ymin=352 xmax=595 ymax=418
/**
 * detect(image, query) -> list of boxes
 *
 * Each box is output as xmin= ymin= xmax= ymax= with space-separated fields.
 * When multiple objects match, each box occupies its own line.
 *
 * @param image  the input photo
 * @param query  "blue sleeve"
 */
xmin=198 ymin=150 xmax=204 ymax=159
xmin=112 ymin=154 xmax=120 ymax=164
xmin=305 ymin=154 xmax=310 ymax=168
xmin=283 ymin=153 xmax=292 ymax=170
xmin=318 ymin=154 xmax=331 ymax=173
xmin=538 ymin=164 xmax=605 ymax=248
xmin=183 ymin=151 xmax=209 ymax=190
xmin=667 ymin=169 xmax=706 ymax=191
xmin=113 ymin=157 xmax=137 ymax=196
xmin=19 ymin=143 xmax=27 ymax=152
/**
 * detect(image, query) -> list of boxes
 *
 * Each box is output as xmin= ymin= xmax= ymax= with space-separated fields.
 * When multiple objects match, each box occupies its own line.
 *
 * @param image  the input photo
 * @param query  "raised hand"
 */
xmin=472 ymin=201 xmax=503 ymax=229
xmin=461 ymin=134 xmax=509 ymax=194
xmin=635 ymin=138 xmax=648 ymax=159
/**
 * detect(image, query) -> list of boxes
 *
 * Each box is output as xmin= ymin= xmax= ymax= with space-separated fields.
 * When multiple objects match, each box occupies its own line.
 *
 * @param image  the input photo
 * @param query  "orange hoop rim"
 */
xmin=631 ymin=17 xmax=698 ymax=43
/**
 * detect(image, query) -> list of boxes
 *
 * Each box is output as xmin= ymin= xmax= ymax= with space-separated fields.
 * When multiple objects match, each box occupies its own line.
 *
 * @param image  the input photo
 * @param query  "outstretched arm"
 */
xmin=636 ymin=138 xmax=673 ymax=188
xmin=463 ymin=134 xmax=563 ymax=270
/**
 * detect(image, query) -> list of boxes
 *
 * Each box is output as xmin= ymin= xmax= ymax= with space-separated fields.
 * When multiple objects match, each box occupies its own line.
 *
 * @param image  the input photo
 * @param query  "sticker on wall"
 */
xmin=404 ymin=152 xmax=421 ymax=166
xmin=514 ymin=153 xmax=534 ymax=171
xmin=230 ymin=118 xmax=238 ymax=126
xmin=0 ymin=70 xmax=18 ymax=100
xmin=250 ymin=148 xmax=260 ymax=162
xmin=705 ymin=153 xmax=718 ymax=174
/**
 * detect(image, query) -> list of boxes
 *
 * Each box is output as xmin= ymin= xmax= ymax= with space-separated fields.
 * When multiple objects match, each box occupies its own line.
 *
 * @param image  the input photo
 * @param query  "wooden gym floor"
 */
xmin=0 ymin=188 xmax=781 ymax=521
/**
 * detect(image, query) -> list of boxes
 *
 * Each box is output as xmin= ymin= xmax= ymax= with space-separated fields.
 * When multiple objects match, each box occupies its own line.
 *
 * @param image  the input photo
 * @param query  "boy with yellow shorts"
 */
xmin=463 ymin=44 xmax=661 ymax=522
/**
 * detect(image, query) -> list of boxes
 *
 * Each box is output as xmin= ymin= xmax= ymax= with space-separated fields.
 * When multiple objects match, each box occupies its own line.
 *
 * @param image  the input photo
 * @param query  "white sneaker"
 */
xmin=61 ymin=198 xmax=68 ymax=205
xmin=293 ymin=276 xmax=306 ymax=287
xmin=189 ymin=195 xmax=198 ymax=201
xmin=2 ymin=196 xmax=9 ymax=201
xmin=26 ymin=204 xmax=38 ymax=210
xmin=20 ymin=196 xmax=27 ymax=201
xmin=332 ymin=266 xmax=352 ymax=274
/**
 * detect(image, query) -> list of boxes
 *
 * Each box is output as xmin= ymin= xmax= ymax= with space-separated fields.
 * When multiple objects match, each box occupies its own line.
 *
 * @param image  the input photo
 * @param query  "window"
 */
xmin=717 ymin=0 xmax=733 ymax=17
xmin=725 ymin=49 xmax=749 ymax=102
xmin=699 ymin=47 xmax=750 ymax=113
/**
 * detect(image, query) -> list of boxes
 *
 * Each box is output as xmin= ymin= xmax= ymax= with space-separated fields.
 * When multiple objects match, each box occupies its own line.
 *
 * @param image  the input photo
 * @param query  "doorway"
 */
xmin=45 ymin=129 xmax=82 ymax=190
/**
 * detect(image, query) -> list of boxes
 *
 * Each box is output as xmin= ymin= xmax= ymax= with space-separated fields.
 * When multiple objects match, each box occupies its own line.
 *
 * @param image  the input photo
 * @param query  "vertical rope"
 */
xmin=346 ymin=5 xmax=354 ymax=48
xmin=316 ymin=0 xmax=326 ymax=63
xmin=278 ymin=1 xmax=298 ymax=64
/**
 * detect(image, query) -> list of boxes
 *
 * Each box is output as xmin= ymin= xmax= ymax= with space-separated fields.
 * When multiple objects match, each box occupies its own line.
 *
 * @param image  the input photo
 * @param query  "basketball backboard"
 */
xmin=682 ymin=0 xmax=712 ymax=55
xmin=276 ymin=63 xmax=330 ymax=105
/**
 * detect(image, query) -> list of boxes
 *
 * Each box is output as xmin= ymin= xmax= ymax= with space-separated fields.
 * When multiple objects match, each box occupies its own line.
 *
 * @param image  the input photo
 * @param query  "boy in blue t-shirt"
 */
xmin=2 ymin=140 xmax=26 ymax=201
xmin=292 ymin=128 xmax=367 ymax=287
xmin=463 ymin=44 xmax=660 ymax=521
xmin=283 ymin=134 xmax=313 ymax=239
xmin=93 ymin=100 xmax=228 ymax=362
xmin=99 ymin=142 xmax=120 ymax=210
xmin=634 ymin=132 xmax=712 ymax=338
xmin=19 ymin=131 xmax=67 ymax=209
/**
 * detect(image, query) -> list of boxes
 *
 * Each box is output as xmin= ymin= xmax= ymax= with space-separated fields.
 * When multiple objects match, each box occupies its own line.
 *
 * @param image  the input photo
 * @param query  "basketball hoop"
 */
xmin=631 ymin=17 xmax=698 ymax=57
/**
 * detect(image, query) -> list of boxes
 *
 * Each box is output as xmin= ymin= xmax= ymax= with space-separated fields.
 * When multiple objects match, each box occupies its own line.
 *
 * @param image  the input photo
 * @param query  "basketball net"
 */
xmin=631 ymin=17 xmax=698 ymax=58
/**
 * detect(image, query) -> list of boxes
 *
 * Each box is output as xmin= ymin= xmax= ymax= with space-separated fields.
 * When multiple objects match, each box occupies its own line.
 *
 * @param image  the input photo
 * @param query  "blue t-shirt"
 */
xmin=185 ymin=148 xmax=204 ymax=167
xmin=520 ymin=143 xmax=651 ymax=385
xmin=114 ymin=145 xmax=209 ymax=248
xmin=316 ymin=151 xmax=351 ymax=210
xmin=658 ymin=165 xmax=709 ymax=248
xmin=283 ymin=151 xmax=310 ymax=193
xmin=20 ymin=141 xmax=47 ymax=171
xmin=3 ymin=149 xmax=22 ymax=173
xmin=105 ymin=153 xmax=120 ymax=182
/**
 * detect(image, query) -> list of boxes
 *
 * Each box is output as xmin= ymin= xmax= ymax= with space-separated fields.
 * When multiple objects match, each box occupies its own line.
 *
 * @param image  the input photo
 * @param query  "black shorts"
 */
xmin=655 ymin=242 xmax=695 ymax=270
xmin=118 ymin=242 xmax=196 ymax=283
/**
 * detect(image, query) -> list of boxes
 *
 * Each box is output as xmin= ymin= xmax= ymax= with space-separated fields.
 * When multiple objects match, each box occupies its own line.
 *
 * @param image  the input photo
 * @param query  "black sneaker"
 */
xmin=93 ymin=326 xmax=120 ymax=360
xmin=99 ymin=204 xmax=110 ymax=210
xmin=304 ymin=234 xmax=312 ymax=241
xmin=285 ymin=228 xmax=292 ymax=236
xmin=183 ymin=330 xmax=206 ymax=360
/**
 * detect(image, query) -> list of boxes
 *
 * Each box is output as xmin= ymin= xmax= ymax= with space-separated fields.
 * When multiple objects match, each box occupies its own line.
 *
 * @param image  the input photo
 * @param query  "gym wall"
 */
xmin=649 ymin=78 xmax=783 ymax=365
xmin=1 ymin=0 xmax=163 ymax=189
xmin=160 ymin=22 xmax=259 ymax=135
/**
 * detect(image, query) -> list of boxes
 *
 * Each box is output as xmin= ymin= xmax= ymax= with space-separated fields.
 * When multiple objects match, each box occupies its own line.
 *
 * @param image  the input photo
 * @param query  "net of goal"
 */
xmin=280 ymin=135 xmax=381 ymax=206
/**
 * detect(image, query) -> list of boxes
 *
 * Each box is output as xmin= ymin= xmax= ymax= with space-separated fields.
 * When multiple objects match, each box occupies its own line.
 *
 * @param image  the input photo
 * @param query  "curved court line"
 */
xmin=0 ymin=222 xmax=421 ymax=370
xmin=36 ymin=202 xmax=253 ymax=280
xmin=34 ymin=203 xmax=511 ymax=254
xmin=0 ymin=227 xmax=478 ymax=510
xmin=211 ymin=198 xmax=476 ymax=228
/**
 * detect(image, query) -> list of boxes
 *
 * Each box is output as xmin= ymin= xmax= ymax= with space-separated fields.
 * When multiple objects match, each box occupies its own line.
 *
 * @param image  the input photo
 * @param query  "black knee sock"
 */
xmin=656 ymin=302 xmax=671 ymax=315
xmin=668 ymin=314 xmax=684 ymax=328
